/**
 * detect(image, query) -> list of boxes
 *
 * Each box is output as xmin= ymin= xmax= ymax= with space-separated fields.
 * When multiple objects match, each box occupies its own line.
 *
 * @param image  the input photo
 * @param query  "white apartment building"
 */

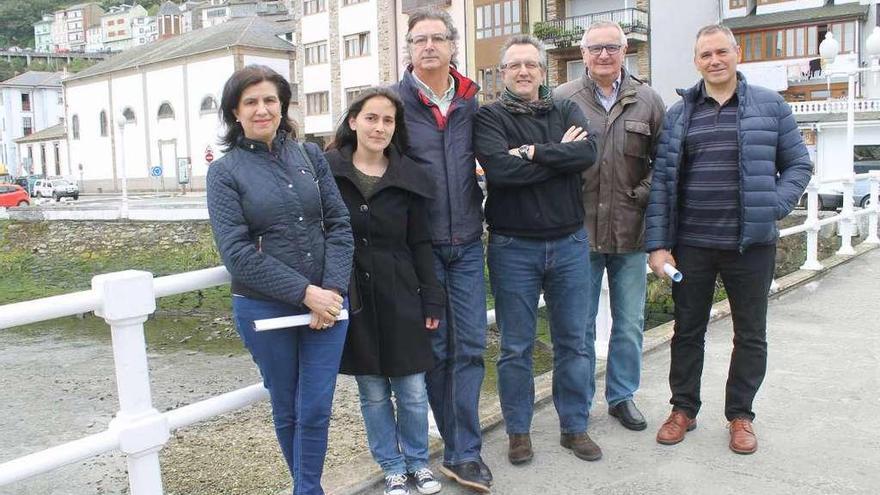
xmin=62 ymin=17 xmax=296 ymax=193
xmin=132 ymin=15 xmax=159 ymax=46
xmin=722 ymin=0 xmax=878 ymax=182
xmin=101 ymin=4 xmax=150 ymax=52
xmin=53 ymin=3 xmax=105 ymax=52
xmin=0 ymin=72 xmax=65 ymax=177
xmin=34 ymin=15 xmax=55 ymax=53
xmin=294 ymin=0 xmax=468 ymax=145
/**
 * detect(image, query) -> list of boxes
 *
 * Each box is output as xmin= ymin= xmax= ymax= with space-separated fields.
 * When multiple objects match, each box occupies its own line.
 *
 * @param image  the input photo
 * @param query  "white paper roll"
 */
xmin=663 ymin=263 xmax=683 ymax=283
xmin=254 ymin=309 xmax=349 ymax=331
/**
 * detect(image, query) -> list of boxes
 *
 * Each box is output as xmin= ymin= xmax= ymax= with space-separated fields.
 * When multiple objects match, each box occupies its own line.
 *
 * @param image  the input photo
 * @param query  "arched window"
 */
xmin=99 ymin=110 xmax=108 ymax=137
xmin=123 ymin=107 xmax=136 ymax=123
xmin=200 ymin=95 xmax=217 ymax=113
xmin=157 ymin=102 xmax=175 ymax=120
xmin=72 ymin=115 xmax=80 ymax=140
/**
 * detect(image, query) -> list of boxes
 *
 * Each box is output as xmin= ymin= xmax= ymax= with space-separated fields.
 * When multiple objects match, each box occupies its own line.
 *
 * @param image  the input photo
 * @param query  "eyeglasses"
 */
xmin=407 ymin=33 xmax=450 ymax=46
xmin=500 ymin=60 xmax=542 ymax=71
xmin=585 ymin=43 xmax=623 ymax=55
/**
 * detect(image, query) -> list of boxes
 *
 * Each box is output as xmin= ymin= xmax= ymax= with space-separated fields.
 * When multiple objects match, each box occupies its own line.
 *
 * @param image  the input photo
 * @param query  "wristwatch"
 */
xmin=518 ymin=144 xmax=530 ymax=160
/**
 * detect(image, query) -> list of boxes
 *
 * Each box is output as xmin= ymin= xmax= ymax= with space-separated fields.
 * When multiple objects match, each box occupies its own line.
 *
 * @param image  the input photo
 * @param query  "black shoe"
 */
xmin=477 ymin=457 xmax=493 ymax=485
xmin=439 ymin=461 xmax=490 ymax=493
xmin=609 ymin=399 xmax=647 ymax=431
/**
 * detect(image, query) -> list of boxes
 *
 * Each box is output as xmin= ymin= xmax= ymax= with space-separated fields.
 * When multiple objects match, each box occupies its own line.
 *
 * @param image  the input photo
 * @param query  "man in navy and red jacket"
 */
xmin=393 ymin=7 xmax=491 ymax=493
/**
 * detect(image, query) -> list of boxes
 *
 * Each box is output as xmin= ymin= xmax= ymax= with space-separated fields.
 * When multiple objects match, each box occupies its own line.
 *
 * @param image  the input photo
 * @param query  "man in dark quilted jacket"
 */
xmin=645 ymin=24 xmax=811 ymax=455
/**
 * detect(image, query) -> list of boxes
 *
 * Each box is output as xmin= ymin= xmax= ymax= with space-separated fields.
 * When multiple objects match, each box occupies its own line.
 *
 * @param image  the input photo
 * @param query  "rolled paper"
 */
xmin=663 ymin=263 xmax=683 ymax=283
xmin=254 ymin=309 xmax=349 ymax=331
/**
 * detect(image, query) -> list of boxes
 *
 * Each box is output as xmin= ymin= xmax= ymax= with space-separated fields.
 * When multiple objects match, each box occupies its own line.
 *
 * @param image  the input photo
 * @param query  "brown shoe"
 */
xmin=507 ymin=433 xmax=533 ymax=465
xmin=729 ymin=418 xmax=758 ymax=454
xmin=656 ymin=410 xmax=697 ymax=445
xmin=560 ymin=432 xmax=602 ymax=461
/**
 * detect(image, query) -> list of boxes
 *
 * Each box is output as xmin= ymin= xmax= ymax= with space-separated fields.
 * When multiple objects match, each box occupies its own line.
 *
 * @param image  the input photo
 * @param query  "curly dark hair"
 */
xmin=218 ymin=65 xmax=295 ymax=151
xmin=330 ymin=86 xmax=409 ymax=154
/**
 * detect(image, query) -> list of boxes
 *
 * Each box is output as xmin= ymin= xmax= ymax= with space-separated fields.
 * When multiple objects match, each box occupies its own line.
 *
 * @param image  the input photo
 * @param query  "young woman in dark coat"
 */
xmin=325 ymin=87 xmax=445 ymax=495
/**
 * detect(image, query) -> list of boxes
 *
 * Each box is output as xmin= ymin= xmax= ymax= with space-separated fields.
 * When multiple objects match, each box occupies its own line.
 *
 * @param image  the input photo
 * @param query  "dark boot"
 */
xmin=560 ymin=432 xmax=602 ymax=461
xmin=507 ymin=433 xmax=533 ymax=465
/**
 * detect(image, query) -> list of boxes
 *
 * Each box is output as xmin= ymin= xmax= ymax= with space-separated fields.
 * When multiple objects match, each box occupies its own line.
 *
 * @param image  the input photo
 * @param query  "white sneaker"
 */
xmin=384 ymin=473 xmax=410 ymax=495
xmin=412 ymin=468 xmax=442 ymax=494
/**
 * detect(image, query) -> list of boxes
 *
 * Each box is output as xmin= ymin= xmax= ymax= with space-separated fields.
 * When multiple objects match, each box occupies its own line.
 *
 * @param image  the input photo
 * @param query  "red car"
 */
xmin=0 ymin=183 xmax=30 ymax=207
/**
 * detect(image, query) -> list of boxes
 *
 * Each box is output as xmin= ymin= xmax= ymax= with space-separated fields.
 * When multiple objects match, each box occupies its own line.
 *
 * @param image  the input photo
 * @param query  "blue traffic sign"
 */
xmin=150 ymin=166 xmax=163 ymax=177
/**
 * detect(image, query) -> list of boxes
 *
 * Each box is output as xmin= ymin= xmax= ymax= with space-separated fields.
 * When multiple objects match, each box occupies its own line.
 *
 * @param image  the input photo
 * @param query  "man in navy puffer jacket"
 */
xmin=646 ymin=25 xmax=811 ymax=456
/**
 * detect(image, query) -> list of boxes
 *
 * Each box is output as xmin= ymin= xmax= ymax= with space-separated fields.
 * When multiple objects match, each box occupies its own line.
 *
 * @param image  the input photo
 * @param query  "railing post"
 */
xmin=801 ymin=178 xmax=823 ymax=270
xmin=866 ymin=170 xmax=880 ymax=245
xmin=837 ymin=176 xmax=856 ymax=255
xmin=594 ymin=269 xmax=611 ymax=360
xmin=92 ymin=270 xmax=168 ymax=495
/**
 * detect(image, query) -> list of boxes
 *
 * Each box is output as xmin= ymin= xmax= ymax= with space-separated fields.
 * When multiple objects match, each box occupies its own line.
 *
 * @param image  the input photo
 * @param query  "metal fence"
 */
xmin=0 ymin=172 xmax=878 ymax=493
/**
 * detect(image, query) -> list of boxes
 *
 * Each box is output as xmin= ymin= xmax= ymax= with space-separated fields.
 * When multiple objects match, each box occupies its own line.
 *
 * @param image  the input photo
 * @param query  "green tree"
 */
xmin=0 ymin=0 xmax=68 ymax=48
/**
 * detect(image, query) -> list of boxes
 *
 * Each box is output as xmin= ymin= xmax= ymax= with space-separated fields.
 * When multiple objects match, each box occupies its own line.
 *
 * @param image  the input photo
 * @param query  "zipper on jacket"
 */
xmin=735 ymin=85 xmax=746 ymax=254
xmin=257 ymin=235 xmax=263 ymax=252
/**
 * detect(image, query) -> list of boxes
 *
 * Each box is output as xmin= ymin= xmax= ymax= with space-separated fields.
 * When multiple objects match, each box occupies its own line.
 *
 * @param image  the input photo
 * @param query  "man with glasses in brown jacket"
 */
xmin=554 ymin=20 xmax=665 ymax=433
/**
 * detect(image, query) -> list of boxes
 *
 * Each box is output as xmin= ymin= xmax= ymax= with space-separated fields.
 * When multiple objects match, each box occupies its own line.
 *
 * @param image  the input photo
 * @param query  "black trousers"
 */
xmin=669 ymin=243 xmax=776 ymax=421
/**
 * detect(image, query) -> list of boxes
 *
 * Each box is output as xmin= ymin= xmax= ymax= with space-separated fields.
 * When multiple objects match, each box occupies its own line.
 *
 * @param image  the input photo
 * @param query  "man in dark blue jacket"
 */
xmin=394 ymin=8 xmax=490 ymax=492
xmin=646 ymin=25 xmax=811 ymax=455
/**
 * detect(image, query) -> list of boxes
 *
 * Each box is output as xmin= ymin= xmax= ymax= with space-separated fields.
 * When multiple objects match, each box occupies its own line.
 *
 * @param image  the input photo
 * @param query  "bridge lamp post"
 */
xmin=116 ymin=112 xmax=129 ymax=219
xmin=818 ymin=28 xmax=880 ymax=255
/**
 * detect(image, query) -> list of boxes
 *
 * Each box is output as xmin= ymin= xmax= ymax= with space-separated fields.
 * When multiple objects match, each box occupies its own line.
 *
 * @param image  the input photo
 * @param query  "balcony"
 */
xmin=533 ymin=8 xmax=648 ymax=49
xmin=790 ymin=98 xmax=880 ymax=116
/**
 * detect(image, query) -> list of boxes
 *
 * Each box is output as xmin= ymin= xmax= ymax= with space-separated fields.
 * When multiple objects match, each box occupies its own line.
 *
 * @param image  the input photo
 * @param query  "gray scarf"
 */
xmin=499 ymin=85 xmax=554 ymax=115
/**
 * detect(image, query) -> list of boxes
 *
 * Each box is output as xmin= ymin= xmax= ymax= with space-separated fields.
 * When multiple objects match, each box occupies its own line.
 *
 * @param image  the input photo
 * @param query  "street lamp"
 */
xmin=116 ymin=111 xmax=129 ymax=219
xmin=817 ymin=28 xmax=880 ymax=254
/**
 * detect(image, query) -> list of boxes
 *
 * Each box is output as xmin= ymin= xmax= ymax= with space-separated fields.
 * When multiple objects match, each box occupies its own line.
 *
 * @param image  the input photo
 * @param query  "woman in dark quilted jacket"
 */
xmin=326 ymin=87 xmax=445 ymax=495
xmin=206 ymin=65 xmax=353 ymax=495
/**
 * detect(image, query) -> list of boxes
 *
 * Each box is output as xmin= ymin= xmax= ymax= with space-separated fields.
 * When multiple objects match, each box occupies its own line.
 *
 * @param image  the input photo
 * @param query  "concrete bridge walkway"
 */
xmin=396 ymin=248 xmax=880 ymax=495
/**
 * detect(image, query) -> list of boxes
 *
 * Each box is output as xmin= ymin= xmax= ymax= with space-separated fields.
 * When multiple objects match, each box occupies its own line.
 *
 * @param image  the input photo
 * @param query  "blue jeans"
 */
xmin=355 ymin=373 xmax=430 ymax=476
xmin=232 ymin=296 xmax=348 ymax=495
xmin=428 ymin=240 xmax=487 ymax=465
xmin=585 ymin=251 xmax=647 ymax=406
xmin=488 ymin=228 xmax=592 ymax=434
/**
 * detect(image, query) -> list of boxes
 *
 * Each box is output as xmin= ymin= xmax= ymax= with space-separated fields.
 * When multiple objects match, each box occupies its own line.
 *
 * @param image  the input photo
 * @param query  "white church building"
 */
xmin=63 ymin=17 xmax=297 ymax=193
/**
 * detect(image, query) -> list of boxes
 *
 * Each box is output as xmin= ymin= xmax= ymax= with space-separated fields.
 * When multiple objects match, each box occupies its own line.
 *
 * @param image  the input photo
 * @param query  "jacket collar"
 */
xmin=677 ymin=71 xmax=748 ymax=104
xmin=401 ymin=65 xmax=479 ymax=103
xmin=581 ymin=67 xmax=638 ymax=101
xmin=328 ymin=145 xmax=434 ymax=199
xmin=236 ymin=132 xmax=288 ymax=153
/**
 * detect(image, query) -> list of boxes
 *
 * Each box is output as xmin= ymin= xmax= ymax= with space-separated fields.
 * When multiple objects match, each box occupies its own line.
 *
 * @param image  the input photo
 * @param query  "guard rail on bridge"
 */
xmin=0 ymin=172 xmax=878 ymax=494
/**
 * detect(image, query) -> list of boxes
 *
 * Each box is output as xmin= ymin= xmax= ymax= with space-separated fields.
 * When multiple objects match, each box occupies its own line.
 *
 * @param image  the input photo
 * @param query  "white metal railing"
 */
xmin=1 ymin=171 xmax=878 ymax=494
xmin=789 ymin=98 xmax=880 ymax=115
xmin=779 ymin=171 xmax=880 ymax=270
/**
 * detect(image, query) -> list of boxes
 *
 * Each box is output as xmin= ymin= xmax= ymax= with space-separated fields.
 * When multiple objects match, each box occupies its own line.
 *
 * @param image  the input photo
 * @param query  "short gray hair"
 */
xmin=404 ymin=8 xmax=459 ymax=66
xmin=694 ymin=24 xmax=738 ymax=52
xmin=580 ymin=20 xmax=627 ymax=50
xmin=499 ymin=34 xmax=548 ymax=70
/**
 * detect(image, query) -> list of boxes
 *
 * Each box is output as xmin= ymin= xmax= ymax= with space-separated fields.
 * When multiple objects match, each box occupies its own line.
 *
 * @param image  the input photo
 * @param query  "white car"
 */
xmin=33 ymin=179 xmax=79 ymax=201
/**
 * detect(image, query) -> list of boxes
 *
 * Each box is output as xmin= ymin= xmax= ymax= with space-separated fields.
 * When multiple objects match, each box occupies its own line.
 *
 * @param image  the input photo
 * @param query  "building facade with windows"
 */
xmin=722 ymin=0 xmax=879 ymax=182
xmin=62 ymin=18 xmax=297 ymax=193
xmin=296 ymin=0 xmax=395 ymax=144
xmin=101 ymin=4 xmax=150 ymax=52
xmin=34 ymin=15 xmax=55 ymax=53
xmin=14 ymin=125 xmax=69 ymax=180
xmin=0 ymin=72 xmax=65 ymax=177
xmin=52 ymin=3 xmax=105 ymax=52
xmin=724 ymin=0 xmax=871 ymax=102
xmin=530 ymin=0 xmax=651 ymax=88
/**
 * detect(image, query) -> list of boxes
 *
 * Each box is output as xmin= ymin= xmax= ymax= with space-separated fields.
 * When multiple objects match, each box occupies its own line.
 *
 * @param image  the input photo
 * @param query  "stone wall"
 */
xmin=1 ymin=220 xmax=212 ymax=256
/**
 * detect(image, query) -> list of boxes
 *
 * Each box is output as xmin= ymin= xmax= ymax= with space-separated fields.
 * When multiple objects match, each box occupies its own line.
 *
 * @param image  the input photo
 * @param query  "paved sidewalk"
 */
xmin=382 ymin=248 xmax=880 ymax=495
